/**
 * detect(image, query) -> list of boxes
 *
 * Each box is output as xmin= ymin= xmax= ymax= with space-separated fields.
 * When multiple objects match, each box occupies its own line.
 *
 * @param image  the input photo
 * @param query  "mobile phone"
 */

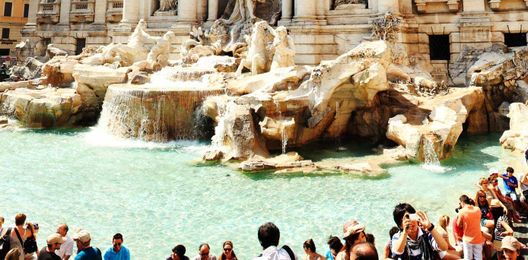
xmin=409 ymin=214 xmax=419 ymax=221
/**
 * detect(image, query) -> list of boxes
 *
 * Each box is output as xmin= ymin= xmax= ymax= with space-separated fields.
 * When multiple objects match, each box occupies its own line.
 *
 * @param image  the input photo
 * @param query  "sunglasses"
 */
xmin=224 ymin=248 xmax=232 ymax=252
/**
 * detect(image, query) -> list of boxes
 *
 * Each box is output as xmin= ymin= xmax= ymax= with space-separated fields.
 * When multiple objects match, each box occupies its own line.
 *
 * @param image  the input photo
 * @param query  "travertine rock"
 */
xmin=227 ymin=66 xmax=310 ymax=95
xmin=0 ymin=87 xmax=82 ymax=128
xmin=500 ymin=102 xmax=528 ymax=152
xmin=72 ymin=65 xmax=129 ymax=124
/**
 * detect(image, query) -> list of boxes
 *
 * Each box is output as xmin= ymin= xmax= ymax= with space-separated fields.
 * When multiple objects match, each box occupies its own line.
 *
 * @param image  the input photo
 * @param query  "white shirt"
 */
xmin=56 ymin=235 xmax=73 ymax=258
xmin=254 ymin=246 xmax=297 ymax=260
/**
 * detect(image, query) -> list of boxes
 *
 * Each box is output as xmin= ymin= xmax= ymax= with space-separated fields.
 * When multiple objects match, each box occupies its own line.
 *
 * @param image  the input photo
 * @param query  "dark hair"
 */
xmin=350 ymin=242 xmax=378 ymax=260
xmin=172 ymin=244 xmax=186 ymax=257
xmin=303 ymin=239 xmax=316 ymax=253
xmin=389 ymin=226 xmax=399 ymax=239
xmin=15 ymin=213 xmax=26 ymax=226
xmin=506 ymin=167 xmax=514 ymax=173
xmin=113 ymin=233 xmax=123 ymax=241
xmin=199 ymin=243 xmax=210 ymax=251
xmin=365 ymin=234 xmax=375 ymax=246
xmin=219 ymin=241 xmax=236 ymax=260
xmin=258 ymin=222 xmax=280 ymax=249
xmin=459 ymin=195 xmax=472 ymax=205
xmin=393 ymin=203 xmax=416 ymax=228
xmin=327 ymin=236 xmax=343 ymax=253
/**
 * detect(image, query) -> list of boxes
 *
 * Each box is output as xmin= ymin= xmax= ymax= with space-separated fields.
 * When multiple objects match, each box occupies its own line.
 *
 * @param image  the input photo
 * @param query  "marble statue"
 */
xmin=236 ymin=21 xmax=275 ymax=75
xmin=15 ymin=39 xmax=32 ymax=65
xmin=128 ymin=19 xmax=160 ymax=55
xmin=225 ymin=0 xmax=257 ymax=24
xmin=158 ymin=0 xmax=177 ymax=12
xmin=270 ymin=26 xmax=295 ymax=70
xmin=146 ymin=31 xmax=176 ymax=71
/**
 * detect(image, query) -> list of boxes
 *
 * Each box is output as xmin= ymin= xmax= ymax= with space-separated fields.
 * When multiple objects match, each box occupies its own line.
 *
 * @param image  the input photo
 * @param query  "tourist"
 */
xmin=335 ymin=219 xmax=367 ymax=260
xmin=5 ymin=248 xmax=22 ymax=260
xmin=302 ymin=239 xmax=325 ymax=260
xmin=488 ymin=173 xmax=521 ymax=223
xmin=457 ymin=195 xmax=485 ymax=260
xmin=0 ymin=216 xmax=4 ymax=236
xmin=72 ymin=229 xmax=102 ymax=260
xmin=499 ymin=167 xmax=519 ymax=201
xmin=490 ymin=199 xmax=514 ymax=251
xmin=325 ymin=236 xmax=342 ymax=260
xmin=167 ymin=244 xmax=189 ymax=260
xmin=349 ymin=243 xmax=378 ymax=260
xmin=254 ymin=222 xmax=296 ymax=260
xmin=56 ymin=224 xmax=74 ymax=260
xmin=475 ymin=190 xmax=494 ymax=229
xmin=103 ymin=233 xmax=130 ymax=260
xmin=499 ymin=236 xmax=526 ymax=260
xmin=10 ymin=213 xmax=29 ymax=260
xmin=383 ymin=227 xmax=399 ymax=259
xmin=193 ymin=243 xmax=216 ymax=260
xmin=437 ymin=215 xmax=461 ymax=259
xmin=218 ymin=241 xmax=237 ymax=260
xmin=24 ymin=222 xmax=39 ymax=260
xmin=520 ymin=171 xmax=528 ymax=203
xmin=38 ymin=233 xmax=65 ymax=260
xmin=390 ymin=203 xmax=448 ymax=259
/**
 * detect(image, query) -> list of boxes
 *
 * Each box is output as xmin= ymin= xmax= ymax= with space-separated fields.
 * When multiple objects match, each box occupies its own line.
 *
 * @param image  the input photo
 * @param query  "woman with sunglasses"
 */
xmin=218 ymin=241 xmax=237 ymax=260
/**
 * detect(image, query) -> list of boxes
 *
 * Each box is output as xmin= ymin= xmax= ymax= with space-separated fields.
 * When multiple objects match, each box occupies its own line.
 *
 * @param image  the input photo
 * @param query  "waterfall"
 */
xmin=281 ymin=124 xmax=288 ymax=154
xmin=421 ymin=136 xmax=450 ymax=173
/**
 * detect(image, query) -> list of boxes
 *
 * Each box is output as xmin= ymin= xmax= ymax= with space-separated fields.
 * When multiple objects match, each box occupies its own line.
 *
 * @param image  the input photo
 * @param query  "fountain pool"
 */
xmin=0 ymin=130 xmax=519 ymax=259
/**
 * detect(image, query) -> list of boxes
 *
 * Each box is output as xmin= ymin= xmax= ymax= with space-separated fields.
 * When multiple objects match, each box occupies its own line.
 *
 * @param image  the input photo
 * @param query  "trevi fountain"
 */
xmin=1 ymin=0 xmax=528 ymax=258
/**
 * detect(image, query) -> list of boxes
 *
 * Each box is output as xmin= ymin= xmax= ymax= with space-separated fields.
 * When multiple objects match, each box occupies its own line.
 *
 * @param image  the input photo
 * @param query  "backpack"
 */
xmin=0 ymin=227 xmax=13 ymax=260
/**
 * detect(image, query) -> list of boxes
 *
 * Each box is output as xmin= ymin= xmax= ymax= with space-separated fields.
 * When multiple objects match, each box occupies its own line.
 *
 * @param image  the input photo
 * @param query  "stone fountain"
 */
xmin=2 ymin=6 xmax=528 ymax=174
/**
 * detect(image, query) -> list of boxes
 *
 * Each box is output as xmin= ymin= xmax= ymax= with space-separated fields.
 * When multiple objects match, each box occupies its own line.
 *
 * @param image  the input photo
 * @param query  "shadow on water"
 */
xmin=441 ymin=133 xmax=502 ymax=173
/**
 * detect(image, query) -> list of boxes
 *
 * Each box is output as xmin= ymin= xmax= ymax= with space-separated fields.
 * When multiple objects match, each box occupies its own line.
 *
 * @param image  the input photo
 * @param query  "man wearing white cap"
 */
xmin=500 ymin=236 xmax=526 ymax=260
xmin=38 ymin=233 xmax=66 ymax=260
xmin=72 ymin=229 xmax=102 ymax=260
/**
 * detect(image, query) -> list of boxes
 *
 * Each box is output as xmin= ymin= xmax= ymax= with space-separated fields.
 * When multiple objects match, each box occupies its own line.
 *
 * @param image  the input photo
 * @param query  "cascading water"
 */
xmin=421 ymin=136 xmax=450 ymax=173
xmin=281 ymin=125 xmax=288 ymax=154
xmin=90 ymin=67 xmax=224 ymax=142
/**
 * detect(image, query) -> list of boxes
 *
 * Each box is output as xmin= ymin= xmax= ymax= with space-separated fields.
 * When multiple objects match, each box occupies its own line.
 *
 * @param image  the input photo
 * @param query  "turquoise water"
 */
xmin=0 ymin=129 xmax=518 ymax=259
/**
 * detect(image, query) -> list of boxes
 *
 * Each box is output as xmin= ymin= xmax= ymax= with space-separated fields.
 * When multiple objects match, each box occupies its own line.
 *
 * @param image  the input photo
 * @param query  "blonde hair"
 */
xmin=438 ymin=215 xmax=450 ymax=230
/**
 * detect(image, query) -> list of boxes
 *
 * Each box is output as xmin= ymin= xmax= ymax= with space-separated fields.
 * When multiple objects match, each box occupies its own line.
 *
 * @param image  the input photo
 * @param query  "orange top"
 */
xmin=458 ymin=205 xmax=485 ymax=244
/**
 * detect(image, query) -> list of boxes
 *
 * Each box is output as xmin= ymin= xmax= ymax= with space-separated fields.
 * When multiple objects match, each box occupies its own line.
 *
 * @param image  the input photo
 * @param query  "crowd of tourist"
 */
xmin=0 ymin=167 xmax=527 ymax=260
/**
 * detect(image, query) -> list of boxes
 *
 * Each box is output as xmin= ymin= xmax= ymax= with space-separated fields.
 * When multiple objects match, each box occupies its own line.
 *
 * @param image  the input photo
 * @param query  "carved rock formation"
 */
xmin=500 ymin=102 xmax=528 ymax=153
xmin=0 ymin=87 xmax=82 ymax=128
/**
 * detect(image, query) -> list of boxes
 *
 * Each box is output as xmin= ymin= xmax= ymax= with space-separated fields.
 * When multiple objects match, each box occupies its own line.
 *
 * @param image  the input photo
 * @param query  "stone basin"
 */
xmin=100 ymin=83 xmax=224 ymax=141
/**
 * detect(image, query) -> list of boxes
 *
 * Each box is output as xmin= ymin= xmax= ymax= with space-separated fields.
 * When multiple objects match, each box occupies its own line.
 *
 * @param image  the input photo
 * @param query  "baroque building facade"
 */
xmin=23 ymin=0 xmax=528 ymax=78
xmin=0 ymin=0 xmax=29 ymax=56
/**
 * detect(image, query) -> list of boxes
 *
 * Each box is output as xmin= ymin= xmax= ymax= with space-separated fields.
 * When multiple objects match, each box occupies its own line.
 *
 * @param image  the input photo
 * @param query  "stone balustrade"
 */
xmin=70 ymin=0 xmax=95 ymax=23
xmin=37 ymin=0 xmax=61 ymax=24
xmin=106 ymin=0 xmax=123 ymax=23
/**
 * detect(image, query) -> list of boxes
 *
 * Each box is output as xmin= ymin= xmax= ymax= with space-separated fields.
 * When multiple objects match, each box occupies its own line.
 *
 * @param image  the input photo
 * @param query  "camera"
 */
xmin=408 ymin=214 xmax=419 ymax=221
xmin=27 ymin=223 xmax=39 ymax=230
xmin=455 ymin=207 xmax=461 ymax=213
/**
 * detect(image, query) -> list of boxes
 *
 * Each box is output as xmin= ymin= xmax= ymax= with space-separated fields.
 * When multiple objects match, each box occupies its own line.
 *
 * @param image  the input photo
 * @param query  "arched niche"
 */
xmin=217 ymin=0 xmax=281 ymax=23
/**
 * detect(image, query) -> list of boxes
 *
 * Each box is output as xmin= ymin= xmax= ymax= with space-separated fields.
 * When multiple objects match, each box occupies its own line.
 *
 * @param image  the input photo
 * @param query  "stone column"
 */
xmin=207 ymin=0 xmax=218 ymax=22
xmin=294 ymin=0 xmax=317 ymax=23
xmin=178 ymin=0 xmax=197 ymax=22
xmin=59 ymin=0 xmax=71 ymax=25
xmin=121 ymin=0 xmax=140 ymax=24
xmin=281 ymin=0 xmax=293 ymax=20
xmin=94 ymin=0 xmax=108 ymax=24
